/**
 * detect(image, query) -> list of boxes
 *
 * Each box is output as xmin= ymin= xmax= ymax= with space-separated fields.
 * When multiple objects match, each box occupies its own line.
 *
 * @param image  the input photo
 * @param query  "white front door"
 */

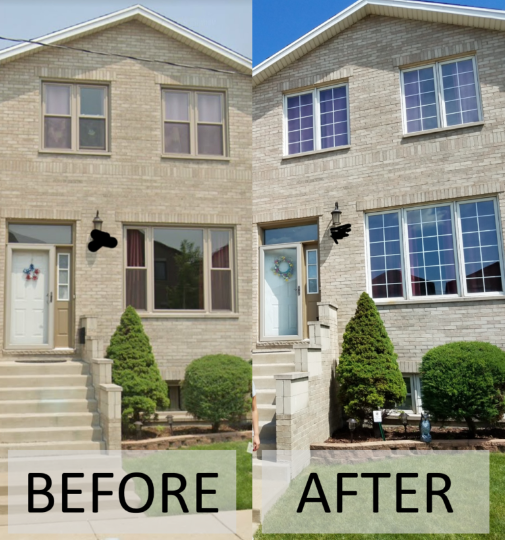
xmin=260 ymin=244 xmax=302 ymax=340
xmin=8 ymin=247 xmax=54 ymax=347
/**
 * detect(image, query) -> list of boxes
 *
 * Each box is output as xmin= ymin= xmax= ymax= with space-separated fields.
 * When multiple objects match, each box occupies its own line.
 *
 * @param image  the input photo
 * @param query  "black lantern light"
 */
xmin=400 ymin=411 xmax=408 ymax=438
xmin=330 ymin=202 xmax=351 ymax=244
xmin=134 ymin=420 xmax=143 ymax=440
xmin=347 ymin=417 xmax=357 ymax=443
xmin=92 ymin=210 xmax=103 ymax=231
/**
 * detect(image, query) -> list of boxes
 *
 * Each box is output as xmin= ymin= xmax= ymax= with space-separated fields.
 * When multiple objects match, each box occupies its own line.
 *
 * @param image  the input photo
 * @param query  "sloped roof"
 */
xmin=253 ymin=0 xmax=504 ymax=86
xmin=0 ymin=4 xmax=251 ymax=74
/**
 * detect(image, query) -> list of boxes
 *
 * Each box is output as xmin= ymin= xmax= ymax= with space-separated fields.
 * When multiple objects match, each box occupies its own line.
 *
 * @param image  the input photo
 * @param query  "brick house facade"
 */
xmin=252 ymin=0 xmax=504 ymax=451
xmin=0 ymin=6 xmax=252 ymax=407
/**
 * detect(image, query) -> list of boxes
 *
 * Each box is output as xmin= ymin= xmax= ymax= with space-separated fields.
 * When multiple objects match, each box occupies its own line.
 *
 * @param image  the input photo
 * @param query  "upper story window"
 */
xmin=401 ymin=57 xmax=482 ymax=135
xmin=125 ymin=226 xmax=235 ymax=313
xmin=162 ymin=89 xmax=227 ymax=157
xmin=365 ymin=198 xmax=504 ymax=301
xmin=284 ymin=83 xmax=349 ymax=156
xmin=42 ymin=82 xmax=108 ymax=152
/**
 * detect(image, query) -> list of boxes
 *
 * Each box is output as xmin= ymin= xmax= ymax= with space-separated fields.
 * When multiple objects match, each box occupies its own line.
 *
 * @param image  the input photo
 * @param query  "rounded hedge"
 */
xmin=182 ymin=354 xmax=251 ymax=432
xmin=420 ymin=341 xmax=505 ymax=436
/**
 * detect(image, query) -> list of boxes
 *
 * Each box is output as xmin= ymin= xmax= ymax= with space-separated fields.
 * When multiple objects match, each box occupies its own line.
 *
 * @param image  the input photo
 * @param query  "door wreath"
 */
xmin=272 ymin=256 xmax=294 ymax=282
xmin=23 ymin=264 xmax=40 ymax=281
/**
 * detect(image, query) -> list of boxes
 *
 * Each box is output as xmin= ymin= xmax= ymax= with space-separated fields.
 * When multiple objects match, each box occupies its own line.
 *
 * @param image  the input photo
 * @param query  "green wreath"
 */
xmin=272 ymin=256 xmax=294 ymax=282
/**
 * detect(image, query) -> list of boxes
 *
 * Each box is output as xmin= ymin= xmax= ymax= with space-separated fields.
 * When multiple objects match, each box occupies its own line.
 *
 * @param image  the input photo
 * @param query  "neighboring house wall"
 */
xmin=0 ymin=20 xmax=252 ymax=378
xmin=253 ymin=15 xmax=505 ymax=436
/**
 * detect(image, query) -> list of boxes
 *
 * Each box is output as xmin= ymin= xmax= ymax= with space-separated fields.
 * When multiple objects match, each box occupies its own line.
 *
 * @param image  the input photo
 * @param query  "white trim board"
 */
xmin=0 ymin=4 xmax=252 ymax=74
xmin=253 ymin=0 xmax=505 ymax=86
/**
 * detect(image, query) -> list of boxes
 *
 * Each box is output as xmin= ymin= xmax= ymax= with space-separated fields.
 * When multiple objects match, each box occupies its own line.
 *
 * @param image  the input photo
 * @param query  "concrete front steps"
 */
xmin=0 ymin=359 xmax=104 ymax=463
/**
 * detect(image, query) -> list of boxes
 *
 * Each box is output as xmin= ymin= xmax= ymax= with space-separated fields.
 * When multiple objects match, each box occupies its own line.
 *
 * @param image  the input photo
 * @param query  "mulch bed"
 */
xmin=129 ymin=423 xmax=250 ymax=441
xmin=327 ymin=425 xmax=505 ymax=443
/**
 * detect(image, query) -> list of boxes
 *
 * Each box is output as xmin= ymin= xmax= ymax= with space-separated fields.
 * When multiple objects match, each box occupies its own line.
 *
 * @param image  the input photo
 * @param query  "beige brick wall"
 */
xmin=0 ymin=20 xmax=253 ymax=375
xmin=253 ymin=15 xmax=505 ymax=440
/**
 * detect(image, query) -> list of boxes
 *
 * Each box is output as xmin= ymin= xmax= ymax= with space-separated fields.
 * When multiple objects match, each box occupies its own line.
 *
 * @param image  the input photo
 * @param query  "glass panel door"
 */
xmin=260 ymin=244 xmax=302 ymax=340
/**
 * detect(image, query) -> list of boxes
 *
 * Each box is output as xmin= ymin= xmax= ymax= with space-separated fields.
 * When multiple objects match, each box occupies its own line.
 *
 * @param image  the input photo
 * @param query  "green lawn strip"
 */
xmin=255 ymin=452 xmax=504 ymax=540
xmin=182 ymin=440 xmax=252 ymax=511
xmin=123 ymin=440 xmax=252 ymax=515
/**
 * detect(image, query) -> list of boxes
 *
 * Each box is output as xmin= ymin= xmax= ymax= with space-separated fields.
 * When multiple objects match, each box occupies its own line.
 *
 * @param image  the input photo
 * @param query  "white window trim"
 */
xmin=41 ymin=81 xmax=109 ymax=153
xmin=395 ymin=375 xmax=422 ymax=415
xmin=124 ymin=225 xmax=236 ymax=314
xmin=57 ymin=253 xmax=70 ymax=301
xmin=283 ymin=83 xmax=350 ymax=156
xmin=306 ymin=248 xmax=319 ymax=295
xmin=365 ymin=197 xmax=505 ymax=303
xmin=162 ymin=88 xmax=227 ymax=158
xmin=400 ymin=56 xmax=483 ymax=135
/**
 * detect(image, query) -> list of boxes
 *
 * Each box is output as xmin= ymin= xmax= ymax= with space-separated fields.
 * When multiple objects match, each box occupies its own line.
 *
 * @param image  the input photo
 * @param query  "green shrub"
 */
xmin=420 ymin=341 xmax=505 ymax=437
xmin=182 ymin=354 xmax=251 ymax=432
xmin=336 ymin=292 xmax=406 ymax=425
xmin=107 ymin=306 xmax=170 ymax=432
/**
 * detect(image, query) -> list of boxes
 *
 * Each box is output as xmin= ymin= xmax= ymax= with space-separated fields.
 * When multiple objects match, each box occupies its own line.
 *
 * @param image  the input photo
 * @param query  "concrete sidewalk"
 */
xmin=0 ymin=509 xmax=252 ymax=540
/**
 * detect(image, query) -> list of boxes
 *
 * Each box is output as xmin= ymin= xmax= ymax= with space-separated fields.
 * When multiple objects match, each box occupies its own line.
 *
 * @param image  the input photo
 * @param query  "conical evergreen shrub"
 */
xmin=336 ymin=292 xmax=406 ymax=424
xmin=107 ymin=306 xmax=169 ymax=431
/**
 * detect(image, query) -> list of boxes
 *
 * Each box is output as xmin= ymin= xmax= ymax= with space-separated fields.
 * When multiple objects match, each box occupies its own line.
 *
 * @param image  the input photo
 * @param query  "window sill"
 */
xmin=375 ymin=294 xmax=504 ymax=306
xmin=39 ymin=150 xmax=111 ymax=157
xmin=138 ymin=312 xmax=239 ymax=319
xmin=161 ymin=154 xmax=231 ymax=162
xmin=281 ymin=145 xmax=351 ymax=161
xmin=402 ymin=121 xmax=484 ymax=139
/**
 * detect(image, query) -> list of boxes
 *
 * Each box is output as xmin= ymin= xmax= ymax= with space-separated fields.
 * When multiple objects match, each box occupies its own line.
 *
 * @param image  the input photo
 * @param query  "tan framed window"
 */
xmin=124 ymin=226 xmax=235 ymax=313
xmin=162 ymin=89 xmax=226 ymax=157
xmin=42 ymin=82 xmax=109 ymax=152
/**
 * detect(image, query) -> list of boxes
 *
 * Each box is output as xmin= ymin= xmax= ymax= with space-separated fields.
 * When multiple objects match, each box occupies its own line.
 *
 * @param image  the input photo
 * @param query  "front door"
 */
xmin=260 ymin=244 xmax=302 ymax=341
xmin=7 ymin=246 xmax=55 ymax=348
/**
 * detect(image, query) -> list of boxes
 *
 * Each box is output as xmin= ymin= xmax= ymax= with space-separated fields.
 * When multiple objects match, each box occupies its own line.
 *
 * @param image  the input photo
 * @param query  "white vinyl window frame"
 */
xmin=123 ymin=225 xmax=236 ymax=313
xmin=161 ymin=88 xmax=227 ymax=158
xmin=41 ymin=82 xmax=109 ymax=153
xmin=400 ymin=56 xmax=483 ymax=135
xmin=306 ymin=248 xmax=319 ymax=295
xmin=57 ymin=253 xmax=70 ymax=301
xmin=365 ymin=198 xmax=505 ymax=303
xmin=282 ymin=82 xmax=350 ymax=156
xmin=396 ymin=375 xmax=423 ymax=415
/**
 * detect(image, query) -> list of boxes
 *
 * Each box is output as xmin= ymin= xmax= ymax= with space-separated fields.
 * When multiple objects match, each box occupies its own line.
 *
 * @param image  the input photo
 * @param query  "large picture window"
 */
xmin=400 ymin=56 xmax=482 ymax=134
xmin=42 ymin=82 xmax=108 ymax=152
xmin=162 ymin=89 xmax=226 ymax=157
xmin=125 ymin=226 xmax=234 ymax=312
xmin=366 ymin=198 xmax=504 ymax=301
xmin=284 ymin=83 xmax=349 ymax=156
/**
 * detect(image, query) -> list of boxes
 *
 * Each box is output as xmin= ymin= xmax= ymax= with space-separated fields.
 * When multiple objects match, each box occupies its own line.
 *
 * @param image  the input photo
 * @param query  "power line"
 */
xmin=0 ymin=36 xmax=244 ymax=75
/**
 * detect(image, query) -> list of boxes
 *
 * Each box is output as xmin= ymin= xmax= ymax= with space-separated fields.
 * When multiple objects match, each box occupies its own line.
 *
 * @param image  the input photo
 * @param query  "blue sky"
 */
xmin=0 ymin=0 xmax=252 ymax=58
xmin=253 ymin=0 xmax=504 ymax=66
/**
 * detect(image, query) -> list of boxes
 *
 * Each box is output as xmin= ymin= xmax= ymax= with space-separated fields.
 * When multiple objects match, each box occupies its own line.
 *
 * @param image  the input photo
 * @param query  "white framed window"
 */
xmin=57 ymin=253 xmax=70 ymax=301
xmin=400 ymin=56 xmax=482 ymax=134
xmin=365 ymin=198 xmax=504 ymax=301
xmin=124 ymin=226 xmax=235 ymax=313
xmin=162 ymin=89 xmax=227 ymax=157
xmin=398 ymin=375 xmax=422 ymax=414
xmin=306 ymin=249 xmax=319 ymax=294
xmin=283 ymin=83 xmax=349 ymax=156
xmin=42 ymin=82 xmax=108 ymax=152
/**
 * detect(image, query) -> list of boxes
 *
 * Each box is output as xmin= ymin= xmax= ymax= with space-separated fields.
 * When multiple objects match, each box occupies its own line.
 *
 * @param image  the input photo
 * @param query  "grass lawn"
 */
xmin=255 ymin=452 xmax=504 ymax=540
xmin=181 ymin=440 xmax=252 ymax=510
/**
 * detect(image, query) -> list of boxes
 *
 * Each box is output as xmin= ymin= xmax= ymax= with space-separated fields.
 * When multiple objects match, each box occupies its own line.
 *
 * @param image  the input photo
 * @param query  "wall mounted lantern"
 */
xmin=92 ymin=210 xmax=103 ymax=231
xmin=330 ymin=202 xmax=351 ymax=244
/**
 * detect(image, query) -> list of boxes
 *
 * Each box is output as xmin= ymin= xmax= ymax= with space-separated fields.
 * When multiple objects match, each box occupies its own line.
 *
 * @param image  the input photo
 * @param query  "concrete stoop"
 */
xmin=0 ymin=359 xmax=104 ymax=467
xmin=252 ymin=349 xmax=295 ymax=452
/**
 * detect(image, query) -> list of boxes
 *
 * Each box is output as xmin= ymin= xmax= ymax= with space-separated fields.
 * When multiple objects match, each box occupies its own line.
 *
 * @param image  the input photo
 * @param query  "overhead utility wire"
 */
xmin=0 ymin=36 xmax=243 ymax=75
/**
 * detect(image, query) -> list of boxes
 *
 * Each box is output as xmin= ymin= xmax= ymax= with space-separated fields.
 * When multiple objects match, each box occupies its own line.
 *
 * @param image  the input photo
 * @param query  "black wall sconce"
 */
xmin=330 ymin=202 xmax=351 ymax=244
xmin=88 ymin=210 xmax=118 ymax=252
